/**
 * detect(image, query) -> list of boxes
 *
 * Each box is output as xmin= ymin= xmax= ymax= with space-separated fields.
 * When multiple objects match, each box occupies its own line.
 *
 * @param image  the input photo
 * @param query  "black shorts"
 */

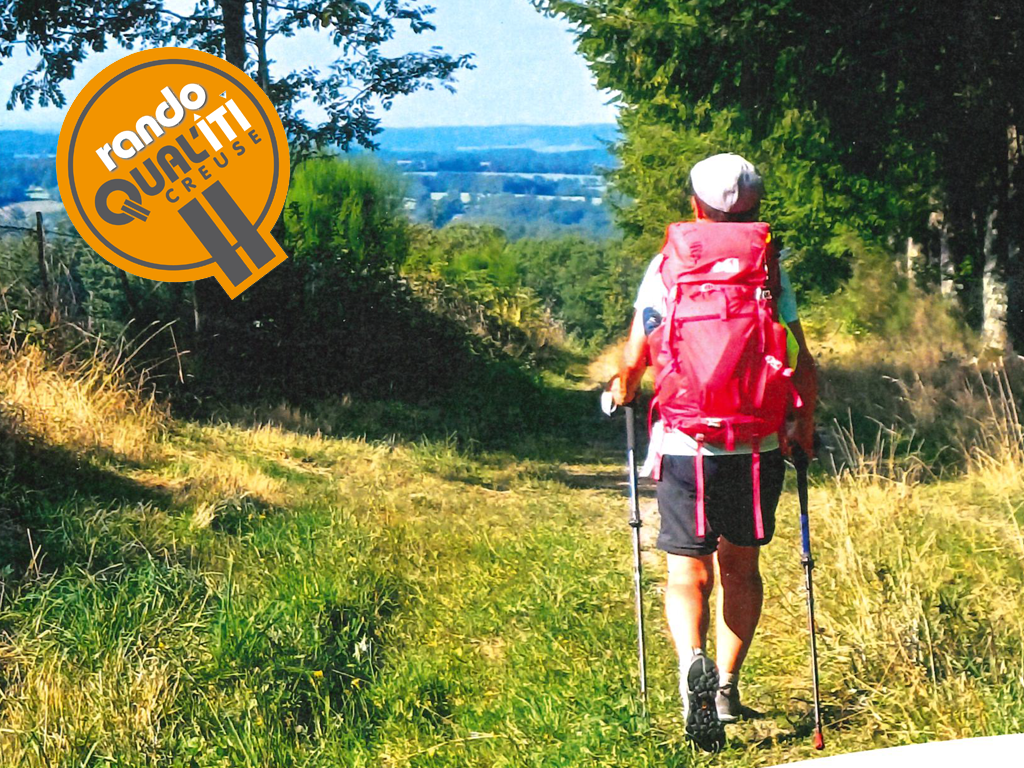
xmin=656 ymin=450 xmax=786 ymax=557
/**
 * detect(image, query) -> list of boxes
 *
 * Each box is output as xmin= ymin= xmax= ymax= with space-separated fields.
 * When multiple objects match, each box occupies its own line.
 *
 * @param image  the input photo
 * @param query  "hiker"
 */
xmin=608 ymin=153 xmax=817 ymax=751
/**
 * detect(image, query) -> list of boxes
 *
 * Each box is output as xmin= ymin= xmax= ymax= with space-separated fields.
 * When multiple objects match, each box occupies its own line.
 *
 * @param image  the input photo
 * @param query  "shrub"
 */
xmin=283 ymin=157 xmax=409 ymax=274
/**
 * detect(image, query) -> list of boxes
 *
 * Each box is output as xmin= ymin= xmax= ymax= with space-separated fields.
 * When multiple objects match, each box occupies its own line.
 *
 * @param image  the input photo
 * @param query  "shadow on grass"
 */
xmin=0 ymin=426 xmax=177 ymax=578
xmin=555 ymin=470 xmax=658 ymax=499
xmin=751 ymin=700 xmax=856 ymax=751
xmin=169 ymin=266 xmax=629 ymax=464
xmin=213 ymin=370 xmax=626 ymax=465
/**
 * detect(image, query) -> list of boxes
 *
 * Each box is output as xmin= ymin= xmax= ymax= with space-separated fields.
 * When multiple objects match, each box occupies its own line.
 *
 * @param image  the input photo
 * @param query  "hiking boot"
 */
xmin=681 ymin=651 xmax=725 ymax=752
xmin=716 ymin=683 xmax=742 ymax=723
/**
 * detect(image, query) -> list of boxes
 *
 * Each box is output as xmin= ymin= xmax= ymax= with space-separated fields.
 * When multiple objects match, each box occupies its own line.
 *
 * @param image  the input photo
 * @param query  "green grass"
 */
xmin=1 ymin=346 xmax=1023 ymax=766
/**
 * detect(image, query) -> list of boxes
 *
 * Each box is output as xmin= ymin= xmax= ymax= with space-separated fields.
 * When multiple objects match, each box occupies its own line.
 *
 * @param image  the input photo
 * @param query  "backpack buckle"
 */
xmin=759 ymin=288 xmax=773 ymax=301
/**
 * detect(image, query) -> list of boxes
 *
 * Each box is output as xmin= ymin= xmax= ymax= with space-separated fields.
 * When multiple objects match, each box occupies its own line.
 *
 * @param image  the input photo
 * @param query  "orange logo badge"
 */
xmin=57 ymin=48 xmax=290 ymax=298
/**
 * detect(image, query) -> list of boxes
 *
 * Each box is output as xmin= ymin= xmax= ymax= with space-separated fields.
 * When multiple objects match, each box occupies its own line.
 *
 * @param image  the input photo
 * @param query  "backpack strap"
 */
xmin=751 ymin=438 xmax=764 ymax=541
xmin=695 ymin=434 xmax=706 ymax=538
xmin=647 ymin=398 xmax=664 ymax=481
xmin=659 ymin=227 xmax=696 ymax=377
xmin=765 ymin=233 xmax=783 ymax=322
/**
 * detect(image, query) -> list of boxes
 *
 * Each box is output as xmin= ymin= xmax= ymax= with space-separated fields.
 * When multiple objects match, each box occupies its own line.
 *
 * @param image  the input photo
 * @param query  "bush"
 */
xmin=406 ymin=224 xmax=641 ymax=353
xmin=830 ymin=235 xmax=915 ymax=336
xmin=283 ymin=157 xmax=409 ymax=274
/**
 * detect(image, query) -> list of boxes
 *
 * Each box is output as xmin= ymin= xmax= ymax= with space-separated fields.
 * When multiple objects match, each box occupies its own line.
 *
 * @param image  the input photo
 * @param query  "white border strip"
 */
xmin=767 ymin=734 xmax=1024 ymax=768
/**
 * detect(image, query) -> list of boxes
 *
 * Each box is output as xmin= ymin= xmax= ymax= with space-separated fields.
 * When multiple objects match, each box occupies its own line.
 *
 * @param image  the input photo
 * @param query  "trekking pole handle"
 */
xmin=600 ymin=389 xmax=617 ymax=417
xmin=601 ymin=376 xmax=637 ymax=418
xmin=625 ymin=404 xmax=642 ymax=530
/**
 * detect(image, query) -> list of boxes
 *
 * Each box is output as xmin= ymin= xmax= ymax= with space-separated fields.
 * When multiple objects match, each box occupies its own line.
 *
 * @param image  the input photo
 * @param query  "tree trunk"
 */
xmin=1007 ymin=123 xmax=1024 ymax=352
xmin=252 ymin=0 xmax=270 ymax=92
xmin=982 ymin=207 xmax=1009 ymax=350
xmin=930 ymin=210 xmax=955 ymax=296
xmin=905 ymin=236 xmax=921 ymax=283
xmin=1006 ymin=124 xmax=1023 ymax=349
xmin=118 ymin=268 xmax=138 ymax=318
xmin=219 ymin=0 xmax=247 ymax=69
xmin=191 ymin=281 xmax=201 ymax=333
xmin=193 ymin=2 xmax=249 ymax=342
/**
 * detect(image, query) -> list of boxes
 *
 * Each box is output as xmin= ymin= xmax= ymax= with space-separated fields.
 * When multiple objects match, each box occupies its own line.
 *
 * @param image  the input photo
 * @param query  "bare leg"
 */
xmin=715 ymin=539 xmax=763 ymax=676
xmin=669 ymin=551 xmax=727 ymax=750
xmin=665 ymin=552 xmax=715 ymax=655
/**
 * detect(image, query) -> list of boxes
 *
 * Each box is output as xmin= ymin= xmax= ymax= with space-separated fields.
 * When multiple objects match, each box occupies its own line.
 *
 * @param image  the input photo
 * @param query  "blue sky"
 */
xmin=0 ymin=0 xmax=618 ymax=132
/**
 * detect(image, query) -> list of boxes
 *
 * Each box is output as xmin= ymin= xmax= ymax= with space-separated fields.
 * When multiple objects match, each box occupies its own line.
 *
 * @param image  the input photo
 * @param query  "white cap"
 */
xmin=689 ymin=153 xmax=764 ymax=214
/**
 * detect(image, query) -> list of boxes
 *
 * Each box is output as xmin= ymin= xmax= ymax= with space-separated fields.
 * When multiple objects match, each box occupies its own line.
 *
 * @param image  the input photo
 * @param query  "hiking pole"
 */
xmin=624 ymin=403 xmax=649 ymax=719
xmin=792 ymin=444 xmax=824 ymax=750
xmin=601 ymin=389 xmax=648 ymax=718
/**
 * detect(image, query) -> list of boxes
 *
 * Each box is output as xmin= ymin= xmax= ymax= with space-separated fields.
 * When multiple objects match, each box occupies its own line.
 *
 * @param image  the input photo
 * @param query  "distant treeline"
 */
xmin=406 ymin=172 xmax=602 ymax=198
xmin=371 ymin=123 xmax=620 ymax=154
xmin=416 ymin=193 xmax=616 ymax=240
xmin=0 ymin=155 xmax=58 ymax=205
xmin=373 ymin=147 xmax=614 ymax=175
xmin=0 ymin=130 xmax=58 ymax=157
xmin=367 ymin=147 xmax=618 ymax=238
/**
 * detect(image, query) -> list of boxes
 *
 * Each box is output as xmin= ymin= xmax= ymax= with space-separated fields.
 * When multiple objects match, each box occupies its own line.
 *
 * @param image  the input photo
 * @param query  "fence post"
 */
xmin=35 ymin=212 xmax=55 ymax=320
xmin=117 ymin=268 xmax=138 ymax=317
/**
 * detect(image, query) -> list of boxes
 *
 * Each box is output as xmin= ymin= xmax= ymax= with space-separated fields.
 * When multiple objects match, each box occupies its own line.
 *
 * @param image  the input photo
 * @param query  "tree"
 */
xmin=0 ymin=1 xmax=473 ymax=367
xmin=508 ymin=234 xmax=640 ymax=348
xmin=284 ymin=156 xmax=409 ymax=275
xmin=0 ymin=1 xmax=473 ymax=154
xmin=537 ymin=1 xmax=1024 ymax=346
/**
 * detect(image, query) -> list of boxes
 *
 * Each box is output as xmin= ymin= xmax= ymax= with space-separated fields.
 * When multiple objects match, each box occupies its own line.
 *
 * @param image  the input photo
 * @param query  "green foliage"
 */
xmin=831 ymin=237 xmax=914 ymax=337
xmin=0 ymin=160 xmax=622 ymax=412
xmin=538 ymin=0 xmax=1023 ymax=329
xmin=510 ymin=235 xmax=644 ymax=350
xmin=408 ymin=224 xmax=514 ymax=286
xmin=406 ymin=224 xmax=639 ymax=354
xmin=0 ymin=233 xmax=135 ymax=339
xmin=0 ymin=1 xmax=472 ymax=153
xmin=607 ymin=96 xmax=923 ymax=299
xmin=189 ymin=165 xmax=575 ymax=407
xmin=284 ymin=157 xmax=410 ymax=275
xmin=405 ymin=224 xmax=566 ymax=363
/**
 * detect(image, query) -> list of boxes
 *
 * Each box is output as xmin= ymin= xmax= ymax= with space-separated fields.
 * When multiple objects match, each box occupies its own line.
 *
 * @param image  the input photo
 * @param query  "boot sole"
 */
xmin=685 ymin=657 xmax=726 ymax=752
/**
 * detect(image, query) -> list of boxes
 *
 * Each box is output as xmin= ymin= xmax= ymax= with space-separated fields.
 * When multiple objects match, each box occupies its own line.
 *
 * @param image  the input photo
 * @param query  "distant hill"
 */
xmin=0 ymin=126 xmax=620 ymax=156
xmin=0 ymin=126 xmax=621 ymax=238
xmin=0 ymin=130 xmax=58 ymax=156
xmin=375 ymin=124 xmax=619 ymax=153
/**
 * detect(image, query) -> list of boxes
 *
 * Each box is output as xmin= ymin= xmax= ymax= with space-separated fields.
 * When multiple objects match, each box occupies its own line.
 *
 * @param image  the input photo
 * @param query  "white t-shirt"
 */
xmin=635 ymin=250 xmax=799 ymax=475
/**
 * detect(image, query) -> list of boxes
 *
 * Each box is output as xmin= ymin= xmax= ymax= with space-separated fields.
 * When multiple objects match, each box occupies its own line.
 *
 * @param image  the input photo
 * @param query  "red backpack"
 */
xmin=647 ymin=221 xmax=799 ymax=540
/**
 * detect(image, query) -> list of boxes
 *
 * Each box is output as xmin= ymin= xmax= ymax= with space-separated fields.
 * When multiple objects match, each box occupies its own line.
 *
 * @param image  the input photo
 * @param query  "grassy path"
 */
xmin=1 ymin=350 xmax=1023 ymax=765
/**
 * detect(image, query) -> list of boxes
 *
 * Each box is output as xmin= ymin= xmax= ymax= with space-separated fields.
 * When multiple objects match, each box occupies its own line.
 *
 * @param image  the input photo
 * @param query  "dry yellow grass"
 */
xmin=0 ymin=345 xmax=166 ymax=463
xmin=0 ymin=641 xmax=184 ymax=761
xmin=586 ymin=340 xmax=622 ymax=388
xmin=0 ymin=291 xmax=1022 ymax=765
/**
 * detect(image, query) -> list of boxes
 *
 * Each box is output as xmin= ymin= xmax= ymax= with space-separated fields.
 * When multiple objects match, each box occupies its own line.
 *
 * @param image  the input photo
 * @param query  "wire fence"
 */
xmin=0 ymin=214 xmax=192 ymax=392
xmin=0 ymin=223 xmax=82 ymax=238
xmin=0 ymin=210 xmax=139 ymax=326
